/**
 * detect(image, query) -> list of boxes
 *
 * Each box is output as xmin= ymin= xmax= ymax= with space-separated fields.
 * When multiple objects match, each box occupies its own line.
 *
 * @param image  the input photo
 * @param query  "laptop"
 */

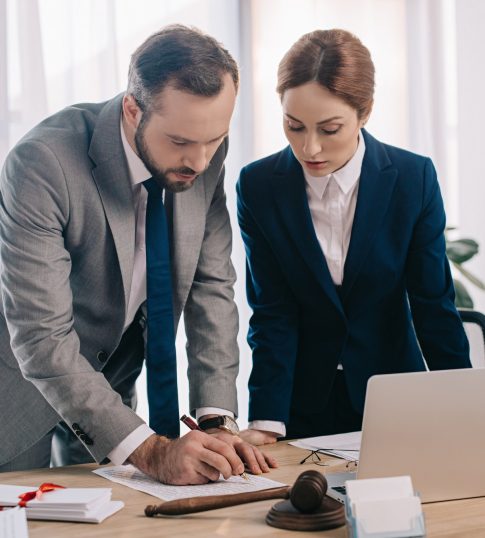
xmin=326 ymin=368 xmax=485 ymax=504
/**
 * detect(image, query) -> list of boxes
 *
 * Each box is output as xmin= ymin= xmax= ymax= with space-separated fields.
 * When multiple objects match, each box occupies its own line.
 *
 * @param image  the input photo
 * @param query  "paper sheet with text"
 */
xmin=290 ymin=430 xmax=361 ymax=461
xmin=94 ymin=465 xmax=285 ymax=501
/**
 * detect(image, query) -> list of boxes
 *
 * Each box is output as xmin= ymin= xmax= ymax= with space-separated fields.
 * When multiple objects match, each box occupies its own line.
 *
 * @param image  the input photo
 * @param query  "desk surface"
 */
xmin=2 ymin=442 xmax=485 ymax=537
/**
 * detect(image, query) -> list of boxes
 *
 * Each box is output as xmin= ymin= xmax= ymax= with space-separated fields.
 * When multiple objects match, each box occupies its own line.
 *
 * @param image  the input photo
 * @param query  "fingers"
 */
xmin=206 ymin=430 xmax=279 ymax=475
xmin=194 ymin=461 xmax=222 ymax=483
xmin=198 ymin=446 xmax=234 ymax=480
xmin=200 ymin=433 xmax=244 ymax=478
xmin=263 ymin=451 xmax=278 ymax=468
xmin=235 ymin=442 xmax=263 ymax=474
xmin=234 ymin=442 xmax=277 ymax=474
xmin=140 ymin=430 xmax=277 ymax=486
xmin=253 ymin=446 xmax=271 ymax=473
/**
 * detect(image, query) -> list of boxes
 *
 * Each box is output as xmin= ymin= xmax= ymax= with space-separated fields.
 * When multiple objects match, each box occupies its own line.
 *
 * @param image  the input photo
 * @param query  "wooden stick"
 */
xmin=145 ymin=485 xmax=291 ymax=516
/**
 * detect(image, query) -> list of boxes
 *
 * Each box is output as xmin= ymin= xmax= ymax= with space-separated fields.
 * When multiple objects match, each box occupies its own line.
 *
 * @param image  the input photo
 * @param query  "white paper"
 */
xmin=346 ymin=476 xmax=424 ymax=537
xmin=93 ymin=465 xmax=286 ymax=501
xmin=346 ymin=475 xmax=414 ymax=503
xmin=0 ymin=485 xmax=112 ymax=510
xmin=354 ymin=496 xmax=422 ymax=534
xmin=0 ymin=485 xmax=123 ymax=524
xmin=0 ymin=507 xmax=29 ymax=538
xmin=290 ymin=431 xmax=361 ymax=461
xmin=25 ymin=500 xmax=124 ymax=524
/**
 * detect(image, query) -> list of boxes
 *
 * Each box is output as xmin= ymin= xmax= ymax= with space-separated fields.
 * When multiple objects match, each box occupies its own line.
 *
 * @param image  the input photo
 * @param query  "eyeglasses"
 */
xmin=299 ymin=449 xmax=359 ymax=470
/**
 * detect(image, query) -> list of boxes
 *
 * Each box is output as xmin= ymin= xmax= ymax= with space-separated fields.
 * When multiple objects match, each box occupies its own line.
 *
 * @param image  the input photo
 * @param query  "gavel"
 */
xmin=145 ymin=470 xmax=328 ymax=517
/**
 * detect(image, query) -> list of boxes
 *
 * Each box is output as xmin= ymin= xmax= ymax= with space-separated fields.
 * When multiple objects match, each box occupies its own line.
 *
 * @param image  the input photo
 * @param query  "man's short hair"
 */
xmin=127 ymin=24 xmax=239 ymax=113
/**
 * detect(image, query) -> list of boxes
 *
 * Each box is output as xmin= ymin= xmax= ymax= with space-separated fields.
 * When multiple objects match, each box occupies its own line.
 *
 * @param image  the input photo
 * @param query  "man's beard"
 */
xmin=134 ymin=120 xmax=201 ymax=193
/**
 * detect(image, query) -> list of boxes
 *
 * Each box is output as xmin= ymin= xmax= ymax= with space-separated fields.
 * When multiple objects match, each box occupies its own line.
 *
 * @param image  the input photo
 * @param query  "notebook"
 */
xmin=326 ymin=368 xmax=485 ymax=504
xmin=0 ymin=485 xmax=123 ymax=523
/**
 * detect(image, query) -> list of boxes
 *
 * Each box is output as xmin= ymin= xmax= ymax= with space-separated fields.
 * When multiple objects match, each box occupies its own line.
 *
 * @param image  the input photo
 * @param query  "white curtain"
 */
xmin=455 ymin=0 xmax=485 ymax=313
xmin=1 ymin=0 xmax=481 ymax=427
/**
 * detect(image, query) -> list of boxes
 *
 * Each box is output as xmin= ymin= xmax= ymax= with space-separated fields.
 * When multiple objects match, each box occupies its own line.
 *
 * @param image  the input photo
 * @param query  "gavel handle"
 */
xmin=145 ymin=485 xmax=291 ymax=516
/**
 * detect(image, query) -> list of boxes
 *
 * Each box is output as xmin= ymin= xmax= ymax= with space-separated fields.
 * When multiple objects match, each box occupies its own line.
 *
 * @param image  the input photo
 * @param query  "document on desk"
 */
xmin=290 ymin=431 xmax=361 ymax=461
xmin=94 ymin=465 xmax=285 ymax=501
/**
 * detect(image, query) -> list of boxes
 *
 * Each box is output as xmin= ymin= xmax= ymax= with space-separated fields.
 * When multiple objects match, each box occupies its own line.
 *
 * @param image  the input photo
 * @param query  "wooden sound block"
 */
xmin=266 ymin=496 xmax=346 ymax=532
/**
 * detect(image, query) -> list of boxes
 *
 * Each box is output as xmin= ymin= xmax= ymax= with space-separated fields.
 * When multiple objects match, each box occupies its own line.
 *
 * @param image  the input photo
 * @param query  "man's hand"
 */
xmin=127 ymin=432 xmax=245 ymax=485
xmin=239 ymin=428 xmax=279 ymax=447
xmin=207 ymin=430 xmax=278 ymax=474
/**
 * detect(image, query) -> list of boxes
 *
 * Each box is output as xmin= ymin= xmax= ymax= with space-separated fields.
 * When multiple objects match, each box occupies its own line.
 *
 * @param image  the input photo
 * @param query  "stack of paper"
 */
xmin=0 ymin=506 xmax=29 ymax=538
xmin=290 ymin=431 xmax=361 ymax=461
xmin=345 ymin=476 xmax=425 ymax=538
xmin=0 ymin=485 xmax=123 ymax=523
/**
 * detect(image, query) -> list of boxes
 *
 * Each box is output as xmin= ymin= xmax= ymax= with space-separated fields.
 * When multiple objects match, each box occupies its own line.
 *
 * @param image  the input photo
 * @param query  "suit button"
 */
xmin=72 ymin=423 xmax=81 ymax=431
xmin=80 ymin=434 xmax=94 ymax=445
xmin=97 ymin=350 xmax=108 ymax=363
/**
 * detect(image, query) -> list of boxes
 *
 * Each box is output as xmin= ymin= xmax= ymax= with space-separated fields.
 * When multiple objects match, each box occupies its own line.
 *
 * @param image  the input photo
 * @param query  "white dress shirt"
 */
xmin=248 ymin=133 xmax=366 ymax=437
xmin=108 ymin=120 xmax=232 ymax=465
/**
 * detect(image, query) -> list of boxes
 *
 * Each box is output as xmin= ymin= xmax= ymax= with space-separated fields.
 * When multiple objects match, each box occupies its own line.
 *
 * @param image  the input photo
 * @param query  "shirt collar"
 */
xmin=120 ymin=117 xmax=151 ymax=186
xmin=304 ymin=130 xmax=366 ymax=199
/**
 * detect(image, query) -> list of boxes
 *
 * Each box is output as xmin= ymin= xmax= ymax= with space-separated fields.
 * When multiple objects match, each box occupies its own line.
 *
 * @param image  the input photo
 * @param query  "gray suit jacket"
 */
xmin=0 ymin=95 xmax=239 ymax=465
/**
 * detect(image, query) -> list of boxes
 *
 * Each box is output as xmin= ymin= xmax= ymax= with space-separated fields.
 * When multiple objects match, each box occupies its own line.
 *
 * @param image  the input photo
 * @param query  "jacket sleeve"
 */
xmin=405 ymin=158 xmax=471 ymax=369
xmin=184 ymin=138 xmax=240 ymax=416
xmin=0 ymin=139 xmax=144 ymax=462
xmin=237 ymin=168 xmax=299 ymax=424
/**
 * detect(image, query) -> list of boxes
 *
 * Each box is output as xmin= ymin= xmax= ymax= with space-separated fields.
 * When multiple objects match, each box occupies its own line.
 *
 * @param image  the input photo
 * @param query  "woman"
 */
xmin=237 ymin=29 xmax=470 ymax=445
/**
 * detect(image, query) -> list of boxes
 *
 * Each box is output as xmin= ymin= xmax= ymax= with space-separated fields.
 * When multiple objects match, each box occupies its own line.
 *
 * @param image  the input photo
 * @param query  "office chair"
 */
xmin=458 ymin=309 xmax=485 ymax=368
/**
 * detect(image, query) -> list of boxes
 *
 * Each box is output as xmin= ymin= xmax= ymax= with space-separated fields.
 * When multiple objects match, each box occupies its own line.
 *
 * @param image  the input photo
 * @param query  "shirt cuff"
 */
xmin=196 ymin=408 xmax=234 ymax=421
xmin=107 ymin=424 xmax=155 ymax=465
xmin=249 ymin=420 xmax=286 ymax=437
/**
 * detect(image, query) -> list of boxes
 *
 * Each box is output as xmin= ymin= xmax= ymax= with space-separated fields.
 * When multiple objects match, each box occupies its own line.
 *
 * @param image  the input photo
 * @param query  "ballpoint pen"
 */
xmin=180 ymin=414 xmax=249 ymax=480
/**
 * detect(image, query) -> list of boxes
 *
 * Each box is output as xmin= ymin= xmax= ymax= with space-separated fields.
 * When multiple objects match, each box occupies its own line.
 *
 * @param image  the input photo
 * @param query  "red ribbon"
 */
xmin=18 ymin=483 xmax=66 ymax=507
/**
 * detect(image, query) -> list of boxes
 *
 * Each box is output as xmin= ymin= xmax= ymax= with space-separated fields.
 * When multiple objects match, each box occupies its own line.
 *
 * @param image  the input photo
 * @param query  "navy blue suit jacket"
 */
xmin=237 ymin=130 xmax=470 ymax=433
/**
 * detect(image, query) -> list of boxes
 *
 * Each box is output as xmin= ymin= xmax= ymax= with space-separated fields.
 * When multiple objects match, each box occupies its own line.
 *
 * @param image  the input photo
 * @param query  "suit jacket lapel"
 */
xmin=341 ymin=130 xmax=398 ymax=299
xmin=88 ymin=95 xmax=136 ymax=313
xmin=271 ymin=147 xmax=343 ymax=314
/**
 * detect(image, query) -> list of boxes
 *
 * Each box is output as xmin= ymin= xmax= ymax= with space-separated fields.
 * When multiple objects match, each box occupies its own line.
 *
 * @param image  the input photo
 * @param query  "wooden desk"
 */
xmin=2 ymin=442 xmax=485 ymax=537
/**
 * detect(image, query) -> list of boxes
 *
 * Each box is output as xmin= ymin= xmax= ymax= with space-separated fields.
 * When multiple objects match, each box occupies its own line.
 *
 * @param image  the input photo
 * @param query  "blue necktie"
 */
xmin=143 ymin=179 xmax=179 ymax=437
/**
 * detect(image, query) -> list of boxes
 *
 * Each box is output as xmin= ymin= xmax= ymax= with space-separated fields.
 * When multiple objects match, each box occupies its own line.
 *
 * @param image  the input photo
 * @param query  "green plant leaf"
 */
xmin=453 ymin=279 xmax=474 ymax=308
xmin=446 ymin=239 xmax=479 ymax=263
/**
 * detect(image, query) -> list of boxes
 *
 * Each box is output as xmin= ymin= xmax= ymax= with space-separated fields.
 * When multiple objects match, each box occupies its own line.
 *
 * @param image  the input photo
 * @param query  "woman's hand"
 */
xmin=239 ymin=428 xmax=279 ymax=447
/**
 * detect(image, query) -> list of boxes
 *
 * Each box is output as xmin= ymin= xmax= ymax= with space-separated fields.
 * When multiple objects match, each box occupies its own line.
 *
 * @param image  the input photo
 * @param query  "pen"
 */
xmin=180 ymin=414 xmax=203 ymax=432
xmin=180 ymin=415 xmax=249 ymax=481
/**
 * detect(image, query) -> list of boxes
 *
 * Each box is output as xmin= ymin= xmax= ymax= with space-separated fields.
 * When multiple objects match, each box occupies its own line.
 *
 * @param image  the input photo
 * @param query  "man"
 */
xmin=0 ymin=24 xmax=275 ymax=484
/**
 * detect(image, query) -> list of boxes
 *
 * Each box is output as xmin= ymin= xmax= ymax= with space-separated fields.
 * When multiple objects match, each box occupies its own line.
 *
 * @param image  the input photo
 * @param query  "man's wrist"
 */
xmin=199 ymin=415 xmax=240 ymax=435
xmin=108 ymin=424 xmax=155 ymax=465
xmin=127 ymin=434 xmax=169 ymax=469
xmin=196 ymin=407 xmax=234 ymax=422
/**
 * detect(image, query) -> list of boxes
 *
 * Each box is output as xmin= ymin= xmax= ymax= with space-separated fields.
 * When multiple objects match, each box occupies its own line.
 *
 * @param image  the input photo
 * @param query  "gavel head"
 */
xmin=289 ymin=470 xmax=328 ymax=513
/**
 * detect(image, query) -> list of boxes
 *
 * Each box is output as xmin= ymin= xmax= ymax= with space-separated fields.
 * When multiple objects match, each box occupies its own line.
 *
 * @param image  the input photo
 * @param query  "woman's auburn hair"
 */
xmin=277 ymin=29 xmax=375 ymax=120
